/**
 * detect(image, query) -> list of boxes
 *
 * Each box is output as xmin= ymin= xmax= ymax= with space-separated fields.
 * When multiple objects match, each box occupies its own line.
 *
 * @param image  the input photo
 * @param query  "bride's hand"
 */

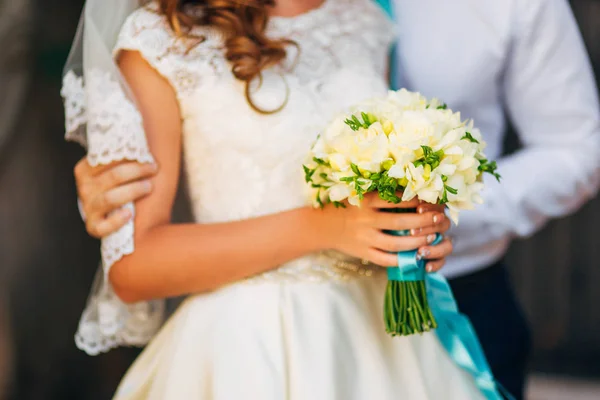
xmin=317 ymin=192 xmax=452 ymax=270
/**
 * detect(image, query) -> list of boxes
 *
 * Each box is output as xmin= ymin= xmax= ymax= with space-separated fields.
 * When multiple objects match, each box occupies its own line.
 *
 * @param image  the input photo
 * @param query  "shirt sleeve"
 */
xmin=452 ymin=0 xmax=600 ymax=252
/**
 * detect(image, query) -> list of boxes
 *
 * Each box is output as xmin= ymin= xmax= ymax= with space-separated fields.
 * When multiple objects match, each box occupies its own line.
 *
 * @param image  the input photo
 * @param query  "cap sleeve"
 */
xmin=113 ymin=6 xmax=178 ymax=86
xmin=113 ymin=5 xmax=227 ymax=98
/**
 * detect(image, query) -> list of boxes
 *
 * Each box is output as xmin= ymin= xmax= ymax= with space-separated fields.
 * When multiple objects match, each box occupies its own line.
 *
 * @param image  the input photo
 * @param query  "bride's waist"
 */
xmin=244 ymin=251 xmax=384 ymax=284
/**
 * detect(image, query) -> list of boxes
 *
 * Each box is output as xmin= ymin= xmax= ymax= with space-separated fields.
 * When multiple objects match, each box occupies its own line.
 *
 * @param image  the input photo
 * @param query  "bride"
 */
xmin=62 ymin=0 xmax=488 ymax=398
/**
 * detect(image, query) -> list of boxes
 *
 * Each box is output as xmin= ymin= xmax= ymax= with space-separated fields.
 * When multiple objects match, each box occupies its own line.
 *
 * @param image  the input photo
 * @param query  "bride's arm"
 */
xmin=110 ymin=50 xmax=328 ymax=303
xmin=111 ymin=51 xmax=451 ymax=304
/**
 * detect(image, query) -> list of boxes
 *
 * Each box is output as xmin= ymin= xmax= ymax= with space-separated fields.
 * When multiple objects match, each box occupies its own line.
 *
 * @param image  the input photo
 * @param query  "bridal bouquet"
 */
xmin=303 ymin=89 xmax=500 ymax=336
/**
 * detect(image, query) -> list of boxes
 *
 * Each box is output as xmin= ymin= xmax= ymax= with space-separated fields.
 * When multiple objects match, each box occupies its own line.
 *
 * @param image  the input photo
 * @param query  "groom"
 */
xmin=71 ymin=0 xmax=600 ymax=398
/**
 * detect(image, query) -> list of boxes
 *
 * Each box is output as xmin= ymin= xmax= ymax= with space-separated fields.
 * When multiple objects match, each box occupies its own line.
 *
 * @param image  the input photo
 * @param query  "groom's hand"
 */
xmin=74 ymin=157 xmax=158 ymax=238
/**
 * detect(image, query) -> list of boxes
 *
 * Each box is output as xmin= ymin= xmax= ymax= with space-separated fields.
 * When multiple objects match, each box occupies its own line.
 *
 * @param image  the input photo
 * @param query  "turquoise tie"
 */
xmin=374 ymin=0 xmax=399 ymax=89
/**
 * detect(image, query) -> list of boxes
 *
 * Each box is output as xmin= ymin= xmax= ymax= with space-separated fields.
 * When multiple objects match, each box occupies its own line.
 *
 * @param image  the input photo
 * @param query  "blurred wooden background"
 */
xmin=0 ymin=0 xmax=599 ymax=399
xmin=505 ymin=0 xmax=600 ymax=379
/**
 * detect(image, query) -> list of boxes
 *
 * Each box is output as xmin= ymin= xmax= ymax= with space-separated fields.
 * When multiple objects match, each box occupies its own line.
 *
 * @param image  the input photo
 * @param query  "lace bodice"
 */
xmin=63 ymin=0 xmax=394 ymax=355
xmin=117 ymin=0 xmax=393 ymax=222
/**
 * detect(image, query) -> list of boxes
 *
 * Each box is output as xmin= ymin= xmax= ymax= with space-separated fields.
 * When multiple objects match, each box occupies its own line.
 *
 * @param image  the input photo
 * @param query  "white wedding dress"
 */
xmin=68 ymin=0 xmax=485 ymax=398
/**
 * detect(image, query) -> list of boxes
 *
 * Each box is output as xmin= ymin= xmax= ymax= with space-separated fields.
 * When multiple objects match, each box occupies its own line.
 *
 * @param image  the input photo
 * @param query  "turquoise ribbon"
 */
xmin=386 ymin=231 xmax=513 ymax=399
xmin=386 ymin=229 xmax=440 ymax=281
xmin=374 ymin=2 xmax=513 ymax=397
xmin=427 ymin=272 xmax=514 ymax=399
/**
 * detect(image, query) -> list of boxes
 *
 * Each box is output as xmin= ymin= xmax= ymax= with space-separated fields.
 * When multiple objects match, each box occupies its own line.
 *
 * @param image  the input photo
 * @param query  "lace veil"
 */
xmin=61 ymin=0 xmax=165 ymax=355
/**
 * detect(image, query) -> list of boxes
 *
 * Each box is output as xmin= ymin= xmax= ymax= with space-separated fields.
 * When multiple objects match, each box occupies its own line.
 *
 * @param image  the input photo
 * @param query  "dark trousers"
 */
xmin=448 ymin=262 xmax=531 ymax=400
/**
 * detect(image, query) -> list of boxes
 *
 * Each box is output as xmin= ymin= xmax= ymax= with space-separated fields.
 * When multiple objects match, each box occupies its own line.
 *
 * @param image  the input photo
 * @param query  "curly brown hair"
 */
xmin=156 ymin=0 xmax=293 ymax=113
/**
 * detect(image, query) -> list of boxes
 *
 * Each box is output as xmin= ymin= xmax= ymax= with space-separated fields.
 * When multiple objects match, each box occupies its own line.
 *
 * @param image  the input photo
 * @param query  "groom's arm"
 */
xmin=454 ymin=0 xmax=600 ymax=251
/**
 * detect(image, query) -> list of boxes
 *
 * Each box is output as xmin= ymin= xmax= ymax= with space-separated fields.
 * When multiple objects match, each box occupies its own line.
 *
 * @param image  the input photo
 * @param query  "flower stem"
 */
xmin=384 ymin=280 xmax=437 ymax=336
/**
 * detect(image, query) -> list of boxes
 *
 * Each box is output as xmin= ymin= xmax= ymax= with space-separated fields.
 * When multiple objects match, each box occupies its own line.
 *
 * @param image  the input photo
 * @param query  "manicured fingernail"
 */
xmin=433 ymin=214 xmax=444 ymax=224
xmin=426 ymin=264 xmax=434 ymax=272
xmin=419 ymin=248 xmax=431 ymax=257
xmin=411 ymin=228 xmax=421 ymax=236
xmin=426 ymin=234 xmax=436 ymax=244
xmin=418 ymin=207 xmax=425 ymax=214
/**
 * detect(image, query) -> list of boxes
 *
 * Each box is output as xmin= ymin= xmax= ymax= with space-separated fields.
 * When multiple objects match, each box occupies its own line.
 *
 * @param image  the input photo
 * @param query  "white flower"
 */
xmin=387 ymin=130 xmax=418 ymax=172
xmin=387 ymin=163 xmax=406 ymax=179
xmin=310 ymin=135 xmax=329 ymax=162
xmin=442 ymin=173 xmax=485 ymax=223
xmin=329 ymin=183 xmax=351 ymax=202
xmin=328 ymin=121 xmax=390 ymax=173
xmin=304 ymin=89 xmax=496 ymax=223
xmin=328 ymin=153 xmax=350 ymax=172
xmin=328 ymin=182 xmax=362 ymax=206
xmin=323 ymin=115 xmax=352 ymax=141
xmin=390 ymin=111 xmax=437 ymax=149
xmin=386 ymin=89 xmax=429 ymax=110
xmin=402 ymin=163 xmax=444 ymax=204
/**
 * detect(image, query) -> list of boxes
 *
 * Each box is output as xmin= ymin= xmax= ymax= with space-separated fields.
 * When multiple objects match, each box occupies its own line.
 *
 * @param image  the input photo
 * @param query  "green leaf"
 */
xmin=344 ymin=116 xmax=361 ymax=131
xmin=312 ymin=157 xmax=328 ymax=166
xmin=356 ymin=183 xmax=365 ymax=195
xmin=440 ymin=190 xmax=449 ymax=204
xmin=333 ymin=201 xmax=346 ymax=208
xmin=437 ymin=104 xmax=448 ymax=110
xmin=302 ymin=165 xmax=315 ymax=183
xmin=445 ymin=185 xmax=458 ymax=195
xmin=478 ymin=159 xmax=502 ymax=182
xmin=316 ymin=190 xmax=324 ymax=208
xmin=462 ymin=132 xmax=480 ymax=144
xmin=361 ymin=112 xmax=371 ymax=127
xmin=351 ymin=163 xmax=361 ymax=176
xmin=345 ymin=111 xmax=378 ymax=131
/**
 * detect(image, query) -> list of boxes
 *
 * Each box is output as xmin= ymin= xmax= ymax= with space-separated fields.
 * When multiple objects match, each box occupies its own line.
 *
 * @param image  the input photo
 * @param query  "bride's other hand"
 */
xmin=417 ymin=235 xmax=453 ymax=273
xmin=74 ymin=157 xmax=157 ymax=238
xmin=317 ymin=192 xmax=450 ymax=267
xmin=405 ymin=201 xmax=452 ymax=272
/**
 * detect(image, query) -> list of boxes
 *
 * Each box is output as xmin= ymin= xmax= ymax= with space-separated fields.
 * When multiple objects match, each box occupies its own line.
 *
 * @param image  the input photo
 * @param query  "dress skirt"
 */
xmin=113 ymin=274 xmax=483 ymax=400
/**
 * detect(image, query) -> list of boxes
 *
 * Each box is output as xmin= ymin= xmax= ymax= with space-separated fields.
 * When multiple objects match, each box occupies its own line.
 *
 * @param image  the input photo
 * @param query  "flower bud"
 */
xmin=398 ymin=177 xmax=409 ymax=187
xmin=382 ymin=159 xmax=394 ymax=171
xmin=382 ymin=120 xmax=394 ymax=135
xmin=423 ymin=164 xmax=432 ymax=180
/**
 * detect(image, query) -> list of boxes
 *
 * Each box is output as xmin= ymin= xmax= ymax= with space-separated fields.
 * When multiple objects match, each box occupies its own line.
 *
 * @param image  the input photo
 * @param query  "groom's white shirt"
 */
xmin=392 ymin=0 xmax=600 ymax=277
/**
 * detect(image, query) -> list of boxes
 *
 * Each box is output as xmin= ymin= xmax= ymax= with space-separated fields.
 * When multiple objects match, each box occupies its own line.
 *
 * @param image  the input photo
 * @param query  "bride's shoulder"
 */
xmin=116 ymin=2 xmax=224 ymax=60
xmin=117 ymin=3 xmax=173 ymax=45
xmin=115 ymin=2 xmax=227 ymax=94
